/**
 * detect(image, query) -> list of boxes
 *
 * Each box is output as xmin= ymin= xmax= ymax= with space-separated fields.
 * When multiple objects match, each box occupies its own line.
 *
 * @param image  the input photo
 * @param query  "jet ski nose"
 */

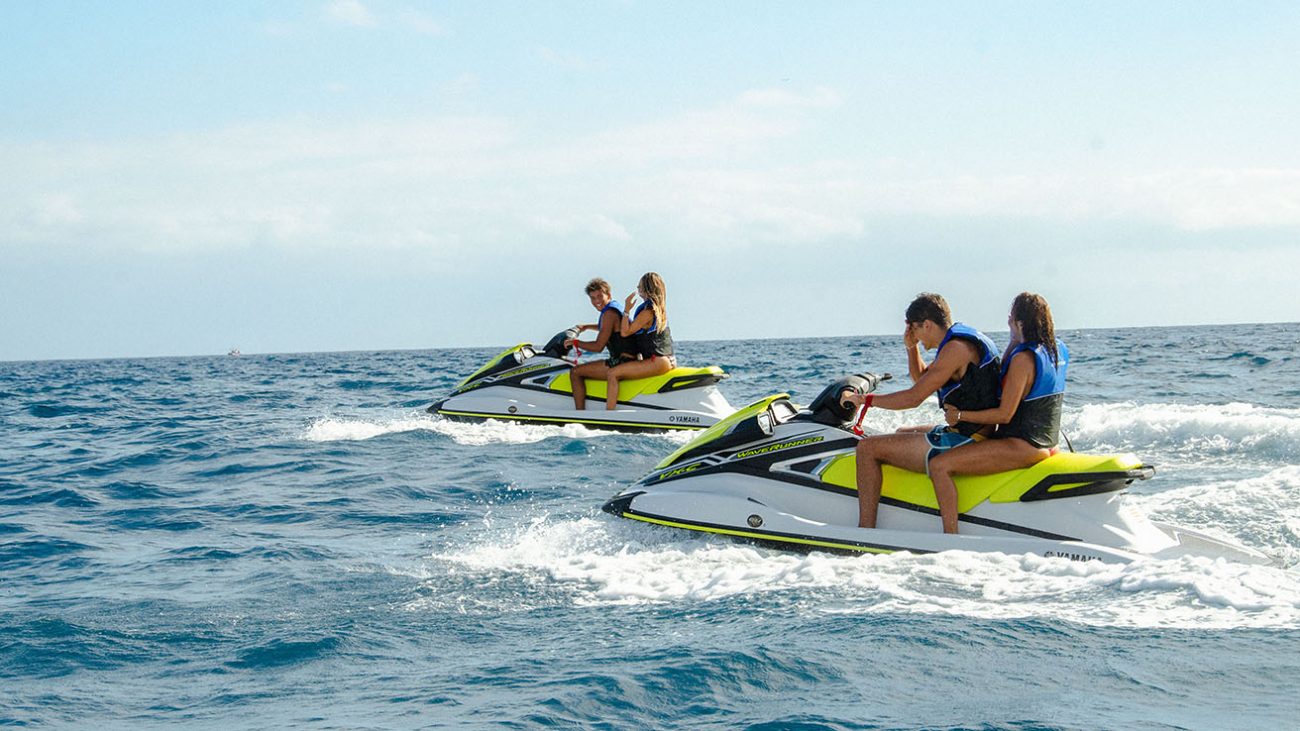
xmin=427 ymin=399 xmax=446 ymax=414
xmin=603 ymin=492 xmax=642 ymax=516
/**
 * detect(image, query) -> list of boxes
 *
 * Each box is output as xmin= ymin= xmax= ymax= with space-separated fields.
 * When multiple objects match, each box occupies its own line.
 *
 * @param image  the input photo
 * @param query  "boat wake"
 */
xmin=428 ymin=512 xmax=1300 ymax=628
xmin=301 ymin=413 xmax=697 ymax=446
xmin=1066 ymin=402 xmax=1300 ymax=464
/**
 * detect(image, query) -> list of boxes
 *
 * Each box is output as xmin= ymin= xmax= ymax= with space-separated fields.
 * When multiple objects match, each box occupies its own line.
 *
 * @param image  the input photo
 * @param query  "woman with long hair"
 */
xmin=925 ymin=292 xmax=1070 ymax=534
xmin=602 ymin=272 xmax=676 ymax=410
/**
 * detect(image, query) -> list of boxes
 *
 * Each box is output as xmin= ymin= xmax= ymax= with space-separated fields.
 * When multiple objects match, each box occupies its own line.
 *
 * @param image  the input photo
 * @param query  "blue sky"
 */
xmin=3 ymin=1 xmax=1299 ymax=361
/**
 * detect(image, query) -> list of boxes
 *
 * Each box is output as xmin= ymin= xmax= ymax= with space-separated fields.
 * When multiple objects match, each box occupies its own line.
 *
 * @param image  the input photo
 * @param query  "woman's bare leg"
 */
xmin=604 ymin=358 xmax=672 ymax=410
xmin=928 ymin=439 xmax=1050 ymax=534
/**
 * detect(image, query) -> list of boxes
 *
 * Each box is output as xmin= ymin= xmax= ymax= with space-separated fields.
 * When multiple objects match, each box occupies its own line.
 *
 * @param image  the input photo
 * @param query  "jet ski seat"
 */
xmin=820 ymin=451 xmax=1152 ymax=512
xmin=551 ymin=365 xmax=727 ymax=401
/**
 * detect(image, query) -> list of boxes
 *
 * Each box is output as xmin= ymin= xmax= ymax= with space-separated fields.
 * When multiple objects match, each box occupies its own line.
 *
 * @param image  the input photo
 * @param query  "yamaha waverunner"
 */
xmin=429 ymin=329 xmax=735 ymax=432
xmin=604 ymin=374 xmax=1272 ymax=564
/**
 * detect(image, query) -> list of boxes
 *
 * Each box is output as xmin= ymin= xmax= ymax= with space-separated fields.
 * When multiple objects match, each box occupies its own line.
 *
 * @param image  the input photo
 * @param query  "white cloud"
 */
xmin=569 ymin=86 xmax=839 ymax=168
xmin=3 ymin=86 xmax=1299 ymax=262
xmin=853 ymin=170 xmax=1300 ymax=231
xmin=530 ymin=214 xmax=632 ymax=242
xmin=397 ymin=9 xmax=446 ymax=37
xmin=322 ymin=3 xmax=448 ymax=36
xmin=324 ymin=0 xmax=376 ymax=28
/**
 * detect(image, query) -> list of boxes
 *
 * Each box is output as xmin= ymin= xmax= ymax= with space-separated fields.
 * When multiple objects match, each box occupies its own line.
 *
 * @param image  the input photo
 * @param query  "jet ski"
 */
xmin=604 ymin=374 xmax=1272 ymax=564
xmin=429 ymin=329 xmax=735 ymax=432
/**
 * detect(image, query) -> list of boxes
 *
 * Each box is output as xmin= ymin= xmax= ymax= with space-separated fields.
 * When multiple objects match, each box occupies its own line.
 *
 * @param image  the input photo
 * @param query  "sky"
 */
xmin=3 ymin=1 xmax=1299 ymax=361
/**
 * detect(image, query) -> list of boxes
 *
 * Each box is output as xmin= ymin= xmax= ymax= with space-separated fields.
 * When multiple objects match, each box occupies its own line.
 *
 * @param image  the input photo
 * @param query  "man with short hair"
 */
xmin=841 ymin=293 xmax=1001 ymax=533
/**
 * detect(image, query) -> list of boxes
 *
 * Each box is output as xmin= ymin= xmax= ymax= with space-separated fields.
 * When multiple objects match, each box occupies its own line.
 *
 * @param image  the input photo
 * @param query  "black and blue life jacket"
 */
xmin=934 ymin=323 xmax=1001 ymax=436
xmin=633 ymin=302 xmax=674 ymax=358
xmin=997 ymin=339 xmax=1069 ymax=448
xmin=599 ymin=301 xmax=635 ymax=362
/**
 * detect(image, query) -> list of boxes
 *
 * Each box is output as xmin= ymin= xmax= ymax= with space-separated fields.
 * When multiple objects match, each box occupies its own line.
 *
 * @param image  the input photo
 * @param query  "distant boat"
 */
xmin=228 ymin=347 xmax=241 ymax=357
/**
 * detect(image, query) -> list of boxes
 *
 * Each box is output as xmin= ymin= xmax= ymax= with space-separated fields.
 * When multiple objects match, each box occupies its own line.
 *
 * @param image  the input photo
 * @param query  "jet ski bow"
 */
xmin=603 ymin=374 xmax=1272 ymax=564
xmin=429 ymin=330 xmax=735 ymax=432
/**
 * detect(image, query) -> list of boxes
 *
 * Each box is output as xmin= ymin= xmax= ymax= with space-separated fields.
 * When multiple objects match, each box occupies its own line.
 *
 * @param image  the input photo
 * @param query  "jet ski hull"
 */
xmin=430 ymin=344 xmax=734 ymax=432
xmin=604 ymin=387 xmax=1273 ymax=564
xmin=605 ymin=473 xmax=1271 ymax=564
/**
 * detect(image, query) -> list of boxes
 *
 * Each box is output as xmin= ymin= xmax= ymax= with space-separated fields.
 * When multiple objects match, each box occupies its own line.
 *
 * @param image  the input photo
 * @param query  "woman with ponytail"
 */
xmin=925 ymin=292 xmax=1070 ymax=534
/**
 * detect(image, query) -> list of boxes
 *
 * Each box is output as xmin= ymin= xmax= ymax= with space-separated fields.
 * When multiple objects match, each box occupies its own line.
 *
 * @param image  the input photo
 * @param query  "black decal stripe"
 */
xmin=641 ymin=456 xmax=1080 ymax=541
xmin=1020 ymin=469 xmax=1152 ymax=502
xmin=504 ymin=377 xmax=676 ymax=405
xmin=609 ymin=504 xmax=930 ymax=556
xmin=657 ymin=373 xmax=726 ymax=393
xmin=877 ymin=497 xmax=1078 ymax=541
xmin=436 ymin=410 xmax=700 ymax=433
xmin=454 ymin=372 xmax=678 ymax=411
xmin=455 ymin=363 xmax=570 ymax=393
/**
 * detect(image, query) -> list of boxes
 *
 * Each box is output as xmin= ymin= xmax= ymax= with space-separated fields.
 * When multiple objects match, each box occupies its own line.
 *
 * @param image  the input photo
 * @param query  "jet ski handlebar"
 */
xmin=541 ymin=327 xmax=582 ymax=360
xmin=805 ymin=373 xmax=890 ymax=427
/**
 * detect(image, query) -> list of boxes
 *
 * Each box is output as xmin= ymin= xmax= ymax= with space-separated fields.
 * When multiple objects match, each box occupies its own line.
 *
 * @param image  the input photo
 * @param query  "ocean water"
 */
xmin=3 ymin=323 xmax=1300 ymax=730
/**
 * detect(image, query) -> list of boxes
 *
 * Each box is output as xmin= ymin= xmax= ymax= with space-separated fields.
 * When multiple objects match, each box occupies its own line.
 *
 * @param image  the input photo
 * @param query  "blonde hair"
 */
xmin=638 ymin=272 xmax=668 ymax=330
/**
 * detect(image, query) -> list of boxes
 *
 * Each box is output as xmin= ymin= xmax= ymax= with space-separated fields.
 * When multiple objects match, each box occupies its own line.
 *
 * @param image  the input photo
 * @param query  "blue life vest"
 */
xmin=600 ymin=302 xmax=621 ymax=317
xmin=599 ymin=301 xmax=634 ymax=362
xmin=998 ymin=339 xmax=1069 ymax=448
xmin=934 ymin=323 xmax=1001 ymax=436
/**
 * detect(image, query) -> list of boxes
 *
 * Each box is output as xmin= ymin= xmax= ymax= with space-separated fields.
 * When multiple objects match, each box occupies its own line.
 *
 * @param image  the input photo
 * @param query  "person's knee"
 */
xmin=856 ymin=438 xmax=883 ymax=463
xmin=929 ymin=453 xmax=954 ymax=479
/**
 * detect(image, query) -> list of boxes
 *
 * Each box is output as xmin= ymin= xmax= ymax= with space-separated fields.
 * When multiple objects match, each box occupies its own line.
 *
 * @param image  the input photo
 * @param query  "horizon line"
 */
xmin=4 ymin=319 xmax=1296 ymax=366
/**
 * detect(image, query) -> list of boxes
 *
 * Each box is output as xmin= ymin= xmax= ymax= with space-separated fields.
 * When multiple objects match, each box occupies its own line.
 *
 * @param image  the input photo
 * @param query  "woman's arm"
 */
xmin=620 ymin=308 xmax=653 ymax=337
xmin=944 ymin=351 xmax=1034 ymax=426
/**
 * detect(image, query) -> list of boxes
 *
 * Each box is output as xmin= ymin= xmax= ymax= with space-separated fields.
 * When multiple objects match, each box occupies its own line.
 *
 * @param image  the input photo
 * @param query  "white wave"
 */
xmin=1065 ymin=402 xmax=1300 ymax=462
xmin=432 ymin=513 xmax=1300 ymax=628
xmin=301 ymin=412 xmax=700 ymax=446
xmin=301 ymin=415 xmax=438 ymax=442
xmin=1129 ymin=465 xmax=1300 ymax=567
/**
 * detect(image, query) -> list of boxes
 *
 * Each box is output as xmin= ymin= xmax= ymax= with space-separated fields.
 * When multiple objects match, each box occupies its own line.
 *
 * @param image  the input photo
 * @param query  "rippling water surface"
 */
xmin=4 ymin=324 xmax=1300 ymax=729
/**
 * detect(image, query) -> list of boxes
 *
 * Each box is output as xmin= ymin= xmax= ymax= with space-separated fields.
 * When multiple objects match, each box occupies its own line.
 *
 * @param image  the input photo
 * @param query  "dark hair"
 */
xmin=905 ymin=292 xmax=951 ymax=328
xmin=584 ymin=278 xmax=611 ymax=296
xmin=1011 ymin=292 xmax=1058 ymax=365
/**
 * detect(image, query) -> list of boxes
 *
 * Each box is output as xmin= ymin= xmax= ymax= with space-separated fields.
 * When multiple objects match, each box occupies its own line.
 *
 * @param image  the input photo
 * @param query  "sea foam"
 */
xmin=434 ymin=512 xmax=1300 ymax=628
xmin=1066 ymin=402 xmax=1300 ymax=463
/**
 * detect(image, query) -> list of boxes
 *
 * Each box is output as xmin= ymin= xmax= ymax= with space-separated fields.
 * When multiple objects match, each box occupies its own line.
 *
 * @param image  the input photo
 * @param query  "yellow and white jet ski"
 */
xmin=429 ymin=330 xmax=735 ymax=432
xmin=604 ymin=374 xmax=1272 ymax=564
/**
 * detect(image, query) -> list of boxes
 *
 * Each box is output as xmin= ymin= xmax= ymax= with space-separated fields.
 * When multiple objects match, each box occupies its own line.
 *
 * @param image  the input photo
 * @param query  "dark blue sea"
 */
xmin=4 ymin=324 xmax=1300 ymax=730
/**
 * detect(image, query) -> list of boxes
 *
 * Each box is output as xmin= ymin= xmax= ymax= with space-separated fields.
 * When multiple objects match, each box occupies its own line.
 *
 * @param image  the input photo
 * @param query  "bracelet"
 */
xmin=957 ymin=410 xmax=963 ymax=422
